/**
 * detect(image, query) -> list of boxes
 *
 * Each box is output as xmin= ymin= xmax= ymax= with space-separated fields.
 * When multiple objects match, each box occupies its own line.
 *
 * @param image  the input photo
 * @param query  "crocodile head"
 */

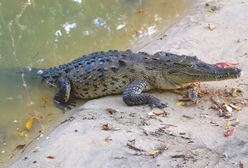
xmin=155 ymin=53 xmax=241 ymax=88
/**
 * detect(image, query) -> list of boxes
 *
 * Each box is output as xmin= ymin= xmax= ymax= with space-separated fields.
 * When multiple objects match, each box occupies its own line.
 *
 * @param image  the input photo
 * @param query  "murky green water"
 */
xmin=0 ymin=0 xmax=190 ymax=165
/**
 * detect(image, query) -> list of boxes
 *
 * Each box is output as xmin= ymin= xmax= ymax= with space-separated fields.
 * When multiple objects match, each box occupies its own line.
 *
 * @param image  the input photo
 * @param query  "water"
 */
xmin=0 ymin=0 xmax=191 ymax=165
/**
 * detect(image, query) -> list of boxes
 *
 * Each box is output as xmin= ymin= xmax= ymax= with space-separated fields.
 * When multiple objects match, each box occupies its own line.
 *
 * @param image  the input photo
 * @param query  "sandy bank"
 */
xmin=9 ymin=0 xmax=248 ymax=167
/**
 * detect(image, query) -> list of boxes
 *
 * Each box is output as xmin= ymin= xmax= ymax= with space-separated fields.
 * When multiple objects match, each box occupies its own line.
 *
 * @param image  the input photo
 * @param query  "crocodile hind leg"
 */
xmin=123 ymin=80 xmax=167 ymax=109
xmin=54 ymin=77 xmax=76 ymax=111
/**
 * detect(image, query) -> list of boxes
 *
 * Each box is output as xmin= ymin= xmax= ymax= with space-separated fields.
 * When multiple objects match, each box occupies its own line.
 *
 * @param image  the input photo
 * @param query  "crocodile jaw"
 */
xmin=188 ymin=67 xmax=241 ymax=81
xmin=166 ymin=65 xmax=241 ymax=87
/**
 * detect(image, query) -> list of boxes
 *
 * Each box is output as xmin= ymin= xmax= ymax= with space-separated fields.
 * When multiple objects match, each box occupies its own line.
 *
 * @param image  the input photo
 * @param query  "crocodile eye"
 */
xmin=121 ymin=54 xmax=127 ymax=58
xmin=118 ymin=59 xmax=127 ymax=67
xmin=173 ymin=62 xmax=192 ymax=68
xmin=168 ymin=69 xmax=179 ymax=74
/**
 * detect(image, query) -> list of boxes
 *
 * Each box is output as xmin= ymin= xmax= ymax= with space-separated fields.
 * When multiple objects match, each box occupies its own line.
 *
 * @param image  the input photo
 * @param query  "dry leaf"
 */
xmin=42 ymin=95 xmax=49 ymax=104
xmin=176 ymin=101 xmax=185 ymax=106
xmin=15 ymin=144 xmax=25 ymax=150
xmin=208 ymin=23 xmax=216 ymax=31
xmin=153 ymin=111 xmax=166 ymax=116
xmin=147 ymin=144 xmax=170 ymax=157
xmin=30 ymin=115 xmax=42 ymax=121
xmin=105 ymin=108 xmax=117 ymax=114
xmin=47 ymin=156 xmax=56 ymax=159
xmin=47 ymin=112 xmax=54 ymax=116
xmin=224 ymin=128 xmax=234 ymax=137
xmin=223 ymin=104 xmax=233 ymax=113
xmin=102 ymin=123 xmax=111 ymax=130
xmin=182 ymin=115 xmax=193 ymax=119
xmin=148 ymin=150 xmax=160 ymax=157
xmin=231 ymin=88 xmax=242 ymax=97
xmin=207 ymin=6 xmax=218 ymax=13
xmin=226 ymin=119 xmax=231 ymax=129
xmin=137 ymin=7 xmax=145 ymax=14
xmin=25 ymin=120 xmax=33 ymax=130
xmin=210 ymin=104 xmax=219 ymax=110
xmin=229 ymin=104 xmax=241 ymax=111
xmin=104 ymin=136 xmax=112 ymax=143
xmin=148 ymin=111 xmax=166 ymax=116
xmin=17 ymin=130 xmax=27 ymax=137
xmin=239 ymin=161 xmax=244 ymax=168
xmin=235 ymin=118 xmax=240 ymax=125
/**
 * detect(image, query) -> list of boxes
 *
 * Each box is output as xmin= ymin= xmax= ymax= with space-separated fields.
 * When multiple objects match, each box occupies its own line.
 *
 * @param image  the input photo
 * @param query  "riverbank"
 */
xmin=9 ymin=0 xmax=248 ymax=167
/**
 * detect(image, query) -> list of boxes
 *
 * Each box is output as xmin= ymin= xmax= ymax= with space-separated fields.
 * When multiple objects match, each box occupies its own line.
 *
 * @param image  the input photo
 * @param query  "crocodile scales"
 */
xmin=39 ymin=50 xmax=241 ymax=110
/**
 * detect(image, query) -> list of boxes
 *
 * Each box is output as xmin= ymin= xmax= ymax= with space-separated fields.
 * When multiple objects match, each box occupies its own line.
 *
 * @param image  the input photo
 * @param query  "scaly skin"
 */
xmin=39 ymin=50 xmax=241 ymax=110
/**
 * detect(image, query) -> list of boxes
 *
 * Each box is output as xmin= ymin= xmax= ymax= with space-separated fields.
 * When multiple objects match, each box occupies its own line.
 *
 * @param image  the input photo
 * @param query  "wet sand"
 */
xmin=8 ymin=0 xmax=248 ymax=167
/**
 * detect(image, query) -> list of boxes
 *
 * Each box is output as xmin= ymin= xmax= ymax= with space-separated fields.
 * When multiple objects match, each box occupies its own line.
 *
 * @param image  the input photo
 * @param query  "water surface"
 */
xmin=0 ymin=0 xmax=191 ymax=165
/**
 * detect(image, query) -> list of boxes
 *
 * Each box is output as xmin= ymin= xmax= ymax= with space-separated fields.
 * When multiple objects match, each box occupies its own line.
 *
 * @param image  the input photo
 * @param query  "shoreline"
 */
xmin=8 ymin=0 xmax=248 ymax=167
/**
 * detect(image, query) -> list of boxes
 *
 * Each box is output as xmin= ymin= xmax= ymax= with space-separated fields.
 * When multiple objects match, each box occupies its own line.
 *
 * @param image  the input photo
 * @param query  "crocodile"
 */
xmin=38 ymin=50 xmax=241 ymax=110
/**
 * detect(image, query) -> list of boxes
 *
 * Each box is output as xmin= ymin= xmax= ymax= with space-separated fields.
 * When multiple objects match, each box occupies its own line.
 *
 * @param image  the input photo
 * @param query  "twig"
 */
xmin=127 ymin=143 xmax=146 ymax=152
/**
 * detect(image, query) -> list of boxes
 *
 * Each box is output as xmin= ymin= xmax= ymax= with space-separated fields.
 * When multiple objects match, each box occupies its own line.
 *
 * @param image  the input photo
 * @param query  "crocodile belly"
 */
xmin=71 ymin=77 xmax=132 ymax=99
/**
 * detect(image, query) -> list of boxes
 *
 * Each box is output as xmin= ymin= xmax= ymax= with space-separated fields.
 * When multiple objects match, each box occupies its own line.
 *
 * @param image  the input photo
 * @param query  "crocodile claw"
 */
xmin=149 ymin=98 xmax=168 ymax=109
xmin=54 ymin=100 xmax=76 ymax=112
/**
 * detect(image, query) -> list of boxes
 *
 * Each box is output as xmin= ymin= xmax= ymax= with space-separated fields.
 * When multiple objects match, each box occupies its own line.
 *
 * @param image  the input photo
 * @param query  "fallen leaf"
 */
xmin=47 ymin=112 xmax=54 ymax=116
xmin=182 ymin=115 xmax=193 ymax=119
xmin=226 ymin=119 xmax=231 ymax=129
xmin=210 ymin=120 xmax=219 ymax=126
xmin=42 ymin=95 xmax=49 ymax=104
xmin=207 ymin=6 xmax=218 ymax=13
xmin=127 ymin=143 xmax=146 ymax=152
xmin=104 ymin=136 xmax=112 ymax=143
xmin=25 ymin=120 xmax=33 ymax=130
xmin=102 ymin=123 xmax=111 ymax=130
xmin=148 ymin=150 xmax=160 ymax=157
xmin=153 ymin=111 xmax=166 ymax=116
xmin=148 ymin=112 xmax=155 ymax=116
xmin=137 ymin=7 xmax=145 ymax=14
xmin=176 ymin=101 xmax=185 ymax=106
xmin=235 ymin=118 xmax=240 ymax=125
xmin=223 ymin=104 xmax=233 ymax=113
xmin=231 ymin=88 xmax=243 ymax=97
xmin=208 ymin=8 xmax=214 ymax=13
xmin=210 ymin=104 xmax=219 ymax=110
xmin=17 ymin=130 xmax=27 ymax=137
xmin=224 ymin=128 xmax=234 ymax=137
xmin=47 ymin=156 xmax=56 ymax=159
xmin=105 ymin=108 xmax=117 ymax=114
xmin=30 ymin=115 xmax=42 ymax=121
xmin=239 ymin=161 xmax=244 ymax=168
xmin=208 ymin=23 xmax=216 ymax=31
xmin=148 ymin=111 xmax=166 ymax=116
xmin=171 ymin=154 xmax=186 ymax=158
xmin=229 ymin=103 xmax=241 ymax=111
xmin=15 ymin=144 xmax=25 ymax=150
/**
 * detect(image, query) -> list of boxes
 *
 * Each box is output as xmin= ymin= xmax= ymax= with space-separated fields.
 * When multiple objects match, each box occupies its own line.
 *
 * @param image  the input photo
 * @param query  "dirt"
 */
xmin=8 ymin=0 xmax=248 ymax=167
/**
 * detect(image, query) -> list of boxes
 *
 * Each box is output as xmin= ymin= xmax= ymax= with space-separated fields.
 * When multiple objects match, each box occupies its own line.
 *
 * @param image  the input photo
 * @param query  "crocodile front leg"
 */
xmin=187 ymin=88 xmax=199 ymax=103
xmin=122 ymin=80 xmax=167 ymax=109
xmin=54 ymin=77 xmax=75 ymax=111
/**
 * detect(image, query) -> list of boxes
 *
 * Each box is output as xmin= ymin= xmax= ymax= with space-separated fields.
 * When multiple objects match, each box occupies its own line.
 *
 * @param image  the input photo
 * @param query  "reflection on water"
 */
xmin=0 ymin=0 xmax=190 ymax=165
